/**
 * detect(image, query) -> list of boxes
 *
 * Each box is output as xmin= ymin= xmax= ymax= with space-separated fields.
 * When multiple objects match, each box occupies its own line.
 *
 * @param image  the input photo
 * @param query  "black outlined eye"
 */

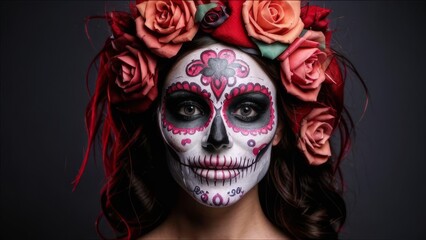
xmin=231 ymin=102 xmax=260 ymax=122
xmin=164 ymin=89 xmax=211 ymax=128
xmin=225 ymin=92 xmax=271 ymax=128
xmin=176 ymin=102 xmax=204 ymax=120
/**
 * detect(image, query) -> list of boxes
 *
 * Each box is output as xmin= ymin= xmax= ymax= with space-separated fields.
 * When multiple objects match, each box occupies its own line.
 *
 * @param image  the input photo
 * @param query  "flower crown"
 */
xmin=96 ymin=0 xmax=345 ymax=166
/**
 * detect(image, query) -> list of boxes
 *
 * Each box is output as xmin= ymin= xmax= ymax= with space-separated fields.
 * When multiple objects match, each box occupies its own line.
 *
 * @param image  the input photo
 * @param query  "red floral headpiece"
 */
xmin=95 ymin=0 xmax=343 ymax=166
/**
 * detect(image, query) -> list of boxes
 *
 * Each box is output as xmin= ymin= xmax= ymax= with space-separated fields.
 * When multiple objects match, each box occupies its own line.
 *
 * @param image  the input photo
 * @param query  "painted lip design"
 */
xmin=191 ymin=168 xmax=241 ymax=180
xmin=183 ymin=155 xmax=256 ymax=180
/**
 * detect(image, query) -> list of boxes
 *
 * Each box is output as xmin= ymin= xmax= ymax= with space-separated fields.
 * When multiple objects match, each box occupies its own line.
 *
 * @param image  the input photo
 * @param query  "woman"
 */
xmin=76 ymin=1 xmax=363 ymax=239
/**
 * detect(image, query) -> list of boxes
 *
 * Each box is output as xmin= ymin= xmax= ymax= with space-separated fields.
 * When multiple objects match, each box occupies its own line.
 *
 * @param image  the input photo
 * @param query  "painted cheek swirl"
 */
xmin=162 ymin=81 xmax=213 ymax=135
xmin=186 ymin=49 xmax=250 ymax=100
xmin=223 ymin=83 xmax=275 ymax=136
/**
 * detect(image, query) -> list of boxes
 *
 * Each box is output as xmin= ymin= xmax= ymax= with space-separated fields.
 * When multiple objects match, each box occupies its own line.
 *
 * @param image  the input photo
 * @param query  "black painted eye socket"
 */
xmin=226 ymin=92 xmax=270 ymax=128
xmin=165 ymin=91 xmax=211 ymax=125
xmin=231 ymin=102 xmax=261 ymax=122
xmin=175 ymin=101 xmax=205 ymax=120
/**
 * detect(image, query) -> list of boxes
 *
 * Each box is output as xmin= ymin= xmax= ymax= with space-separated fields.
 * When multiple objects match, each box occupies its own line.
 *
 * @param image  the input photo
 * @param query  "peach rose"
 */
xmin=278 ymin=30 xmax=328 ymax=102
xmin=108 ymin=35 xmax=158 ymax=113
xmin=135 ymin=0 xmax=198 ymax=58
xmin=297 ymin=107 xmax=335 ymax=165
xmin=242 ymin=0 xmax=304 ymax=44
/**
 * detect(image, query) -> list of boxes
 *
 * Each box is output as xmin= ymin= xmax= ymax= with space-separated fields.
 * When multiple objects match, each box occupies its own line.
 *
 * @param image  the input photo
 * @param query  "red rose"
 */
xmin=199 ymin=2 xmax=230 ymax=32
xmin=108 ymin=34 xmax=158 ymax=113
xmin=300 ymin=5 xmax=331 ymax=32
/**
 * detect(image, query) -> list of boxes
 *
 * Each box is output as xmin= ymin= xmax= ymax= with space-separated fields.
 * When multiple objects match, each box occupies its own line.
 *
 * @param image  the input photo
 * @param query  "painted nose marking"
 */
xmin=203 ymin=108 xmax=230 ymax=151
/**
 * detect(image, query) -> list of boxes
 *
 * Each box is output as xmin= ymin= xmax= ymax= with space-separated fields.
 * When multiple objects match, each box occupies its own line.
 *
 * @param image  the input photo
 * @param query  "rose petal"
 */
xmin=243 ymin=0 xmax=304 ymax=44
xmin=297 ymin=107 xmax=336 ymax=165
xmin=172 ymin=22 xmax=198 ymax=43
xmin=278 ymin=33 xmax=328 ymax=102
xmin=135 ymin=1 xmax=198 ymax=58
xmin=107 ymin=36 xmax=159 ymax=113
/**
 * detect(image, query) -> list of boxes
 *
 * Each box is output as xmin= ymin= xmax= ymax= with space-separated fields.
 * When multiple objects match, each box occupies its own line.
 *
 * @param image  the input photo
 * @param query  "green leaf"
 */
xmin=253 ymin=39 xmax=289 ymax=60
xmin=195 ymin=3 xmax=218 ymax=22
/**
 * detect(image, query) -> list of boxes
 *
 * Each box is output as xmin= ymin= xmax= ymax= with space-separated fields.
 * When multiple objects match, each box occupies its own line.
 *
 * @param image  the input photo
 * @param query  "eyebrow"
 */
xmin=165 ymin=81 xmax=211 ymax=100
xmin=247 ymin=76 xmax=268 ymax=82
xmin=227 ymin=83 xmax=272 ymax=100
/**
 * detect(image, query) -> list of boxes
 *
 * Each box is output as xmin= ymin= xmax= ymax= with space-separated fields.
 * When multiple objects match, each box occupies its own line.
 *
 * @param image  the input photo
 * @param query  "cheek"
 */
xmin=229 ymin=130 xmax=276 ymax=156
xmin=226 ymin=101 xmax=278 ymax=156
xmin=158 ymin=83 xmax=214 ymax=152
xmin=161 ymin=130 xmax=205 ymax=153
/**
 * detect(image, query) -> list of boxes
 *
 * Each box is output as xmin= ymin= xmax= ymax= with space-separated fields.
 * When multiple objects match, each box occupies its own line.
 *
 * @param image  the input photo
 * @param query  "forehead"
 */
xmin=164 ymin=43 xmax=273 ymax=88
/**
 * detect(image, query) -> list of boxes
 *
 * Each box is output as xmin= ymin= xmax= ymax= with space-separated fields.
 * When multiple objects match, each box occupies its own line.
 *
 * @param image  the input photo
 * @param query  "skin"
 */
xmin=140 ymin=44 xmax=286 ymax=239
xmin=139 ymin=185 xmax=287 ymax=239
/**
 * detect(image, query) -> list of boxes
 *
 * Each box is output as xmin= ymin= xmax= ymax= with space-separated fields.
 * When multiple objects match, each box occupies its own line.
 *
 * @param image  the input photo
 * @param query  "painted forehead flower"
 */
xmin=186 ymin=49 xmax=249 ymax=100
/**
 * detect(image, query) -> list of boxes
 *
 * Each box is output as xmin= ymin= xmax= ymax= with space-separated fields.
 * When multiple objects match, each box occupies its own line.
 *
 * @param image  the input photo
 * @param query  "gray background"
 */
xmin=1 ymin=1 xmax=425 ymax=239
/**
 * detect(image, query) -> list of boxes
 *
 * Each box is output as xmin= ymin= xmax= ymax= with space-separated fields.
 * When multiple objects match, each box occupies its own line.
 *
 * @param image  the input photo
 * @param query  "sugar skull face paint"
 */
xmin=158 ymin=43 xmax=278 ymax=207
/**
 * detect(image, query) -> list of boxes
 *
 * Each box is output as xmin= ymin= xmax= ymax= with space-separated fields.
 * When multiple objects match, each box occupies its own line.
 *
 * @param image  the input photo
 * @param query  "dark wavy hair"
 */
xmin=75 ymin=8 xmax=366 ymax=240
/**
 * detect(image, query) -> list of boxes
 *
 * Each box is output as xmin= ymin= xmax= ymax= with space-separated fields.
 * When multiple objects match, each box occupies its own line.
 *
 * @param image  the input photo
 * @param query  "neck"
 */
xmin=147 ymin=185 xmax=286 ymax=239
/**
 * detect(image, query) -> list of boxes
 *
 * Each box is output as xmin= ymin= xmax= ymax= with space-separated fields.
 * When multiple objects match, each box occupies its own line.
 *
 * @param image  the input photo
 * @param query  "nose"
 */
xmin=202 ymin=114 xmax=232 ymax=152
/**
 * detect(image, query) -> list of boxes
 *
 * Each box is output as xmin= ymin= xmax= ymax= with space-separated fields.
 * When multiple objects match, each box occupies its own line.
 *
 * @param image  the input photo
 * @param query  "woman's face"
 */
xmin=158 ymin=43 xmax=278 ymax=207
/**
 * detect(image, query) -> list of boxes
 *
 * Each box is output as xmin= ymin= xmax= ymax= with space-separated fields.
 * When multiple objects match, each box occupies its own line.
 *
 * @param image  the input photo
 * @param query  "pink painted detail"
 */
xmin=212 ymin=193 xmax=223 ymax=206
xmin=162 ymin=81 xmax=213 ymax=135
xmin=192 ymin=168 xmax=240 ymax=180
xmin=223 ymin=83 xmax=275 ymax=136
xmin=186 ymin=49 xmax=249 ymax=100
xmin=181 ymin=138 xmax=191 ymax=146
xmin=187 ymin=155 xmax=255 ymax=169
xmin=165 ymin=81 xmax=211 ymax=99
xmin=247 ymin=139 xmax=256 ymax=147
xmin=253 ymin=143 xmax=268 ymax=156
xmin=201 ymin=193 xmax=209 ymax=203
xmin=212 ymin=193 xmax=230 ymax=206
xmin=187 ymin=155 xmax=259 ymax=181
xmin=211 ymin=76 xmax=228 ymax=101
xmin=193 ymin=186 xmax=210 ymax=203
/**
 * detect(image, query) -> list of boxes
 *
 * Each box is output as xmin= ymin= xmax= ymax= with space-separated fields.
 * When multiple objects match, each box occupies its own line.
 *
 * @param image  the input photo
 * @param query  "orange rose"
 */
xmin=242 ymin=0 xmax=304 ymax=44
xmin=108 ymin=34 xmax=158 ymax=113
xmin=297 ymin=107 xmax=335 ymax=165
xmin=135 ymin=0 xmax=198 ymax=58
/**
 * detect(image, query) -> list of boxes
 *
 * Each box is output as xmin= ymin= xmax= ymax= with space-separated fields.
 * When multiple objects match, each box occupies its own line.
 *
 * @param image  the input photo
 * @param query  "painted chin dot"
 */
xmin=181 ymin=138 xmax=191 ymax=146
xmin=212 ymin=193 xmax=224 ymax=206
xmin=201 ymin=193 xmax=209 ymax=203
xmin=247 ymin=139 xmax=256 ymax=147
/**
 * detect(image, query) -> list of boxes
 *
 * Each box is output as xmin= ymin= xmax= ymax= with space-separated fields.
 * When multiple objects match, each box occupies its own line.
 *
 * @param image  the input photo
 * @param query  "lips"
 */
xmin=192 ymin=168 xmax=241 ymax=180
xmin=186 ymin=155 xmax=255 ymax=168
xmin=184 ymin=155 xmax=256 ymax=180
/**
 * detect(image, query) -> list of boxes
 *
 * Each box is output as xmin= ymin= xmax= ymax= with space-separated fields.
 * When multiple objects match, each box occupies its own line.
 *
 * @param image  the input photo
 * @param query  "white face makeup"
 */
xmin=158 ymin=43 xmax=278 ymax=207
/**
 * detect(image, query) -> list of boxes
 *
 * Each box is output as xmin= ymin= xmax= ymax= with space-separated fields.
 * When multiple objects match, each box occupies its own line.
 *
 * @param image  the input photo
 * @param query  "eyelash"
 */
xmin=175 ymin=101 xmax=205 ymax=120
xmin=231 ymin=102 xmax=261 ymax=122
